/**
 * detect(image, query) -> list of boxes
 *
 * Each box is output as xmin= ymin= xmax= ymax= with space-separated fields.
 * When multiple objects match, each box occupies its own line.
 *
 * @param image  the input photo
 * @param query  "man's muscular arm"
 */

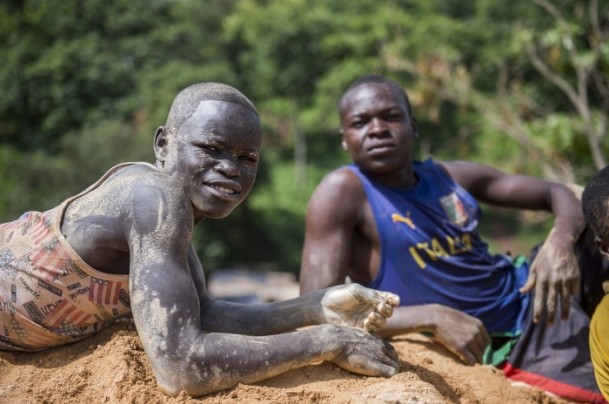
xmin=188 ymin=232 xmax=398 ymax=335
xmin=200 ymin=284 xmax=399 ymax=335
xmin=300 ymin=169 xmax=365 ymax=293
xmin=443 ymin=160 xmax=585 ymax=324
xmin=128 ymin=176 xmax=399 ymax=397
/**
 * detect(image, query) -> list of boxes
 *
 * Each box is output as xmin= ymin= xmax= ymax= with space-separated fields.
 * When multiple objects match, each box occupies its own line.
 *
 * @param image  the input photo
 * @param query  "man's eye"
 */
xmin=351 ymin=121 xmax=364 ymax=128
xmin=202 ymin=145 xmax=217 ymax=152
xmin=240 ymin=154 xmax=259 ymax=164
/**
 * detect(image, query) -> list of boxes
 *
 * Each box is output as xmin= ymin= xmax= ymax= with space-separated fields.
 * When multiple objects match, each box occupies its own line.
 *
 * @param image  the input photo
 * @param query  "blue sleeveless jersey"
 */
xmin=350 ymin=159 xmax=530 ymax=334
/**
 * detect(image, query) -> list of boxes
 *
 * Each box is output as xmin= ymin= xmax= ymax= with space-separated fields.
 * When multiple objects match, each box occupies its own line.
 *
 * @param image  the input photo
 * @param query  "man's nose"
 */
xmin=368 ymin=117 xmax=387 ymax=136
xmin=215 ymin=158 xmax=239 ymax=177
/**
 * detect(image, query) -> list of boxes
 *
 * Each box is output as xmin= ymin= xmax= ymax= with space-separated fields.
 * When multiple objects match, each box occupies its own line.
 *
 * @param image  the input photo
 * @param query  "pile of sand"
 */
xmin=0 ymin=318 xmax=570 ymax=404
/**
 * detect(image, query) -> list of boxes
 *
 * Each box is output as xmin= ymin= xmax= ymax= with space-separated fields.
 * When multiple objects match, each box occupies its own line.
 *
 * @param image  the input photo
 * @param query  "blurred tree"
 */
xmin=382 ymin=0 xmax=608 ymax=182
xmin=0 ymin=0 xmax=252 ymax=270
xmin=1 ymin=0 xmax=606 ymax=272
xmin=224 ymin=0 xmax=608 ymax=183
xmin=0 ymin=0 xmax=241 ymax=214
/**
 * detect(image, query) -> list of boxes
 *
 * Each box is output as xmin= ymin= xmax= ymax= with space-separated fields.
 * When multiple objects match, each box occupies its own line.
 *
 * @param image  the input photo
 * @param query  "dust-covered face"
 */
xmin=163 ymin=100 xmax=261 ymax=219
xmin=339 ymin=82 xmax=417 ymax=177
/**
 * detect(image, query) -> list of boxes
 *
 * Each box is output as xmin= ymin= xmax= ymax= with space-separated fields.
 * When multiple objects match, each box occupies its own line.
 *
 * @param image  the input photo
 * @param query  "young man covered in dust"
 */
xmin=299 ymin=74 xmax=608 ymax=403
xmin=0 ymin=82 xmax=401 ymax=397
xmin=582 ymin=166 xmax=609 ymax=401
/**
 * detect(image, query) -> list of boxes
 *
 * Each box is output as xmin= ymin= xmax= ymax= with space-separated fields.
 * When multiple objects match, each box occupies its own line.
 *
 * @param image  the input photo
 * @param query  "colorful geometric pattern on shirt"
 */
xmin=10 ymin=317 xmax=57 ymax=347
xmin=0 ymin=164 xmax=139 ymax=351
xmin=25 ymin=216 xmax=52 ymax=246
xmin=0 ymin=292 xmax=15 ymax=316
xmin=54 ymin=321 xmax=87 ymax=337
xmin=0 ymin=249 xmax=15 ymax=267
xmin=6 ymin=259 xmax=27 ymax=278
xmin=3 ymin=212 xmax=35 ymax=231
xmin=44 ymin=299 xmax=92 ymax=328
xmin=28 ymin=238 xmax=68 ymax=284
xmin=89 ymin=277 xmax=123 ymax=305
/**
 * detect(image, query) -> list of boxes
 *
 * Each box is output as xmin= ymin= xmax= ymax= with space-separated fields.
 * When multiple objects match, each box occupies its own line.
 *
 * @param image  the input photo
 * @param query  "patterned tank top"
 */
xmin=0 ymin=162 xmax=151 ymax=350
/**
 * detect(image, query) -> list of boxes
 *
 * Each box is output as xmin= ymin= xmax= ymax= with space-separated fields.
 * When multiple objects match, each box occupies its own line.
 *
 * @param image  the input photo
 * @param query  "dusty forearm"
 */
xmin=199 ymin=291 xmax=325 ymax=335
xmin=375 ymin=304 xmax=440 ymax=338
xmin=549 ymin=183 xmax=586 ymax=243
xmin=150 ymin=327 xmax=336 ymax=397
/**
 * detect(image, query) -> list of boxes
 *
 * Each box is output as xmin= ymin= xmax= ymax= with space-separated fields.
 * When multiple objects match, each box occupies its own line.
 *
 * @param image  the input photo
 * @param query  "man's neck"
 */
xmin=364 ymin=167 xmax=417 ymax=189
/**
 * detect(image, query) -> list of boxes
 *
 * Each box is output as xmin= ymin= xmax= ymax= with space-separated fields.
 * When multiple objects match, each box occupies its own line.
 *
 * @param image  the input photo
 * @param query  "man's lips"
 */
xmin=367 ymin=142 xmax=395 ymax=152
xmin=207 ymin=183 xmax=239 ymax=195
xmin=204 ymin=181 xmax=241 ymax=199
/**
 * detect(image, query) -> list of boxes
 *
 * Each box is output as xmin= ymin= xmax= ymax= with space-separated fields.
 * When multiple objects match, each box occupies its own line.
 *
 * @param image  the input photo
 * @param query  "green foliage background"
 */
xmin=1 ymin=0 xmax=607 ymax=274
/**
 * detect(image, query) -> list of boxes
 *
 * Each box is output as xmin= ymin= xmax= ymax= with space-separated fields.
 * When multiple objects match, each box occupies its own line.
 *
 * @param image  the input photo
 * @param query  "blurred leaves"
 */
xmin=1 ymin=0 xmax=607 ymax=272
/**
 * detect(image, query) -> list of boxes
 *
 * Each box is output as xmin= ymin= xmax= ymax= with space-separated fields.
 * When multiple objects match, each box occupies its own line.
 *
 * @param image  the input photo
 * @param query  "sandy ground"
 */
xmin=0 ymin=270 xmax=573 ymax=404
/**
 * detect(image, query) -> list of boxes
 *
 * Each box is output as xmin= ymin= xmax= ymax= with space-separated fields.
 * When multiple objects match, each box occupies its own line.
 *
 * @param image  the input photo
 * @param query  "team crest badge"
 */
xmin=439 ymin=192 xmax=468 ymax=225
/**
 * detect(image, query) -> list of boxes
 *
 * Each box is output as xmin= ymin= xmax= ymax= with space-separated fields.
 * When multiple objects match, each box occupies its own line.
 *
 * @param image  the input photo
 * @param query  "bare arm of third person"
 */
xmin=127 ymin=174 xmax=400 ymax=397
xmin=300 ymin=169 xmax=490 ymax=365
xmin=443 ymin=161 xmax=586 ymax=324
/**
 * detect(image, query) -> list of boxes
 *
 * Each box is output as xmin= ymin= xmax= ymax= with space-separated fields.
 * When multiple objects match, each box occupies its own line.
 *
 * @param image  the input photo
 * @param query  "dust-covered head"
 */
xmin=165 ymin=82 xmax=258 ymax=137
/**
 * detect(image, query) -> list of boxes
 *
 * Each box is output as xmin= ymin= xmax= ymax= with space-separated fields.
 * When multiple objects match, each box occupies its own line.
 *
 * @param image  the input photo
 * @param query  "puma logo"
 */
xmin=391 ymin=212 xmax=416 ymax=229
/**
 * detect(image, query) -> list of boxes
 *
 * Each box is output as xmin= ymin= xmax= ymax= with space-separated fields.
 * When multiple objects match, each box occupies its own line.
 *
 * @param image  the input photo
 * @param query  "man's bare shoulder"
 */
xmin=314 ymin=167 xmax=364 ymax=196
xmin=76 ymin=163 xmax=189 ymax=221
xmin=103 ymin=163 xmax=168 ymax=185
xmin=308 ymin=167 xmax=367 ymax=219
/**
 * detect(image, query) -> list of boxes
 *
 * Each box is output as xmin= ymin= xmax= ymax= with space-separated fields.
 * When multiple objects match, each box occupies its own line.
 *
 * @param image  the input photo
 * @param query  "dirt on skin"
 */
xmin=0 ymin=318 xmax=573 ymax=404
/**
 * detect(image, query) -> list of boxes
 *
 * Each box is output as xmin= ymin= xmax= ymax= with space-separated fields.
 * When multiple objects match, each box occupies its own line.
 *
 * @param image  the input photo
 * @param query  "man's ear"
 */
xmin=412 ymin=116 xmax=419 ymax=138
xmin=154 ymin=126 xmax=169 ymax=164
xmin=340 ymin=129 xmax=349 ymax=152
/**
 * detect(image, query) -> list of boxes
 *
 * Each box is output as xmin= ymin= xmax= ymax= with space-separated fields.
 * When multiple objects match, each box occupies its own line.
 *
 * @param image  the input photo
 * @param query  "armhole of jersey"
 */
xmin=345 ymin=165 xmax=386 ymax=289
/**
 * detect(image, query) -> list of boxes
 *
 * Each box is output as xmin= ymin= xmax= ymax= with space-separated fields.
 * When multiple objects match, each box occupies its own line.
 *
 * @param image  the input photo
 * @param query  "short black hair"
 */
xmin=582 ymin=165 xmax=609 ymax=243
xmin=340 ymin=74 xmax=413 ymax=117
xmin=165 ymin=82 xmax=258 ymax=136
